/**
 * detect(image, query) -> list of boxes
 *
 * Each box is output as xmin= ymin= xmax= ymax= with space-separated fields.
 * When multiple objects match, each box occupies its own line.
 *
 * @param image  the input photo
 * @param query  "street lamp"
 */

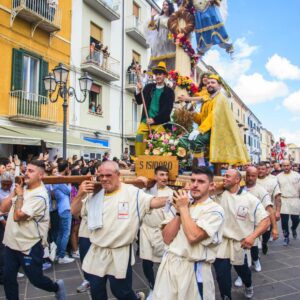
xmin=44 ymin=63 xmax=93 ymax=159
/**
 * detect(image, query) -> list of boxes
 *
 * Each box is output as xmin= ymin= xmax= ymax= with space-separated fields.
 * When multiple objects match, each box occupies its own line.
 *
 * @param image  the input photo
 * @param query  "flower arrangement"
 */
xmin=172 ymin=33 xmax=200 ymax=68
xmin=144 ymin=126 xmax=187 ymax=159
xmin=168 ymin=70 xmax=199 ymax=96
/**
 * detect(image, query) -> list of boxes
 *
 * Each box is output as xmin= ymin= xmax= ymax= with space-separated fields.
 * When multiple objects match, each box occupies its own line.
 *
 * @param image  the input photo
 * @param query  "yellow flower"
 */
xmin=177 ymin=147 xmax=186 ymax=157
xmin=153 ymin=148 xmax=161 ymax=155
xmin=144 ymin=149 xmax=150 ymax=155
xmin=166 ymin=152 xmax=173 ymax=156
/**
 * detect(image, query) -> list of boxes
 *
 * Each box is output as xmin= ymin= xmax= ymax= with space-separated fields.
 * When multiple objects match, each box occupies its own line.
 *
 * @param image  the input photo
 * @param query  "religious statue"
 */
xmin=146 ymin=1 xmax=176 ymax=71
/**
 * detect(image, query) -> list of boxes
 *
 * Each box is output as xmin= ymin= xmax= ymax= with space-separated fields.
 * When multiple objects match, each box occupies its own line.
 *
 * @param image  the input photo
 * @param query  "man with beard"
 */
xmin=213 ymin=169 xmax=270 ymax=300
xmin=257 ymin=162 xmax=281 ymax=253
xmin=0 ymin=160 xmax=66 ymax=299
xmin=179 ymin=74 xmax=249 ymax=165
xmin=139 ymin=166 xmax=174 ymax=300
xmin=153 ymin=167 xmax=224 ymax=300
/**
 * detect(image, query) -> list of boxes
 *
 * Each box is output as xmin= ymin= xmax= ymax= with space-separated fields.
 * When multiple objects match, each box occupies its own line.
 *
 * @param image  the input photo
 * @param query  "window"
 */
xmin=230 ymin=102 xmax=233 ymax=111
xmin=89 ymin=84 xmax=103 ymax=116
xmin=23 ymin=54 xmax=40 ymax=98
xmin=132 ymin=102 xmax=138 ymax=132
xmin=90 ymin=22 xmax=103 ymax=44
xmin=244 ymin=134 xmax=247 ymax=144
xmin=132 ymin=50 xmax=141 ymax=64
xmin=133 ymin=2 xmax=140 ymax=19
xmin=11 ymin=48 xmax=48 ymax=97
xmin=237 ymin=109 xmax=240 ymax=117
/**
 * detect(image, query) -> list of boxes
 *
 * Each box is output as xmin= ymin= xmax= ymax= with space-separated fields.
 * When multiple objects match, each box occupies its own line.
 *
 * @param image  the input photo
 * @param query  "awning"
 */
xmin=0 ymin=125 xmax=108 ymax=151
xmin=0 ymin=126 xmax=40 ymax=146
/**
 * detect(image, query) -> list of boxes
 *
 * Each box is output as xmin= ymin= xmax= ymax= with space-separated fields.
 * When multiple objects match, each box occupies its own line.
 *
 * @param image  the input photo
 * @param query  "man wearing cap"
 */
xmin=134 ymin=61 xmax=175 ymax=156
xmin=179 ymin=74 xmax=249 ymax=165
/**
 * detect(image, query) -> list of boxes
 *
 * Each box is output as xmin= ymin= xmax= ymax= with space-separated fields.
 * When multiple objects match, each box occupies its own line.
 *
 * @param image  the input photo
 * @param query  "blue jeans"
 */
xmin=4 ymin=242 xmax=58 ymax=299
xmin=56 ymin=210 xmax=72 ymax=258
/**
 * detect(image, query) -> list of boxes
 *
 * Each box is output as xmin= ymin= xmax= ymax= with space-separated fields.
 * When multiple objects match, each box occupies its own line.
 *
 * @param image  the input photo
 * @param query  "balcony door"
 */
xmin=23 ymin=54 xmax=40 ymax=101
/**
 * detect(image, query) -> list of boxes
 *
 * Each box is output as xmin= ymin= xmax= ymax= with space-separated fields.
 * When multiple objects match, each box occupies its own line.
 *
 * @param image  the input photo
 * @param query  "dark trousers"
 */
xmin=214 ymin=256 xmax=252 ymax=299
xmin=3 ymin=242 xmax=58 ymax=300
xmin=251 ymin=246 xmax=259 ymax=261
xmin=281 ymin=214 xmax=300 ymax=238
xmin=49 ymin=210 xmax=59 ymax=243
xmin=262 ymin=227 xmax=272 ymax=244
xmin=0 ymin=224 xmax=5 ymax=284
xmin=142 ymin=259 xmax=155 ymax=289
xmin=79 ymin=237 xmax=91 ymax=281
xmin=88 ymin=251 xmax=137 ymax=300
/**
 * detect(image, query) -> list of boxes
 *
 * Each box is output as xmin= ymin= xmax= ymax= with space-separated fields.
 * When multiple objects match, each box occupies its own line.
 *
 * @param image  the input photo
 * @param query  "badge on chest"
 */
xmin=118 ymin=202 xmax=129 ymax=219
xmin=236 ymin=206 xmax=248 ymax=221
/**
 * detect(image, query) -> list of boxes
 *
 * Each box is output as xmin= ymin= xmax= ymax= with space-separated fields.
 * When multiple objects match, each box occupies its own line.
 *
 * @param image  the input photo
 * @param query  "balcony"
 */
xmin=83 ymin=0 xmax=120 ymax=21
xmin=125 ymin=72 xmax=138 ymax=93
xmin=11 ymin=0 xmax=62 ymax=36
xmin=81 ymin=47 xmax=120 ymax=82
xmin=9 ymin=90 xmax=58 ymax=126
xmin=126 ymin=15 xmax=149 ymax=48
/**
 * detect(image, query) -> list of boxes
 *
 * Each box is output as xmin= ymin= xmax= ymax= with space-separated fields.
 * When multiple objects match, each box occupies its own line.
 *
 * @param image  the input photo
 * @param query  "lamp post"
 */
xmin=43 ymin=63 xmax=93 ymax=159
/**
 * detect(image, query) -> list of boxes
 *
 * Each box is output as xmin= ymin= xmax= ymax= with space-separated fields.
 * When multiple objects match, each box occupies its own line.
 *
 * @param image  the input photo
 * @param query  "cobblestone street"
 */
xmin=1 ymin=229 xmax=300 ymax=300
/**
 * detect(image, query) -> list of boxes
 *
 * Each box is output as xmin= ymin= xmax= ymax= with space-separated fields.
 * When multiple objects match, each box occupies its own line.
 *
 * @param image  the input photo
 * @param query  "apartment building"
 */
xmin=260 ymin=127 xmax=274 ymax=162
xmin=69 ymin=0 xmax=159 ymax=159
xmin=0 ymin=0 xmax=99 ymax=159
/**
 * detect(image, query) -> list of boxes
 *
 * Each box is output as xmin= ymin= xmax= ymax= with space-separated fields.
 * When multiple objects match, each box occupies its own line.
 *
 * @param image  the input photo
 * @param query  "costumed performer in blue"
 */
xmin=182 ymin=0 xmax=233 ymax=55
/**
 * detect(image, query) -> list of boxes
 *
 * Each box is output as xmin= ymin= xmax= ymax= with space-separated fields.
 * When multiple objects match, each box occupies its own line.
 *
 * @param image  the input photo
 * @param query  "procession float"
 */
xmin=130 ymin=0 xmax=249 ymax=187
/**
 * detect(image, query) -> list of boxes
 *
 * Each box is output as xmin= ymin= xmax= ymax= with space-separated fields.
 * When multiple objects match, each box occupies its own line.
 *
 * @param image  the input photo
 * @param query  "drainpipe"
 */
xmin=120 ymin=0 xmax=125 ymax=154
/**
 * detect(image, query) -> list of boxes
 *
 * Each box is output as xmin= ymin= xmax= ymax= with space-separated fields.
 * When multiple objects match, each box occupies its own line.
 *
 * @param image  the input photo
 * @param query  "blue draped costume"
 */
xmin=194 ymin=1 xmax=233 ymax=55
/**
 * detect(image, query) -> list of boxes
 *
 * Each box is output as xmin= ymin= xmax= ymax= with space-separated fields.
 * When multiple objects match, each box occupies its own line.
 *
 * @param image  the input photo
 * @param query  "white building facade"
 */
xmin=69 ymin=0 xmax=159 ymax=160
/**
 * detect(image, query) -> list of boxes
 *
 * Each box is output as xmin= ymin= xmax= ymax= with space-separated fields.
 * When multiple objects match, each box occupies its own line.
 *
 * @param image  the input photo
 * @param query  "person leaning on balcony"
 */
xmin=134 ymin=61 xmax=175 ymax=156
xmin=0 ymin=160 xmax=67 ymax=299
xmin=102 ymin=46 xmax=110 ymax=69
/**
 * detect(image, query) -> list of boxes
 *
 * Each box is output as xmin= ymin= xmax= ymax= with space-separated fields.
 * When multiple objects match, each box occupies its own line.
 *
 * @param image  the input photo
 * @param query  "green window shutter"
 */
xmin=39 ymin=58 xmax=49 ymax=97
xmin=11 ymin=48 xmax=23 ymax=91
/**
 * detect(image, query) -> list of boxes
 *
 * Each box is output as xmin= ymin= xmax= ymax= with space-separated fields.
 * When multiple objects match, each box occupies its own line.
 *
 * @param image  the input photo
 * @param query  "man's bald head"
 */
xmin=246 ymin=166 xmax=258 ymax=187
xmin=100 ymin=160 xmax=120 ymax=173
xmin=282 ymin=160 xmax=291 ymax=174
xmin=223 ymin=169 xmax=242 ymax=191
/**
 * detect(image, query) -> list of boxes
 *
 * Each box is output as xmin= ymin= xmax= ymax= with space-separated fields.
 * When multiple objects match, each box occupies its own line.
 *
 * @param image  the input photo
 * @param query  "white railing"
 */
xmin=127 ymin=15 xmax=144 ymax=34
xmin=81 ymin=47 xmax=120 ymax=77
xmin=12 ymin=0 xmax=62 ymax=28
xmin=9 ymin=90 xmax=57 ymax=123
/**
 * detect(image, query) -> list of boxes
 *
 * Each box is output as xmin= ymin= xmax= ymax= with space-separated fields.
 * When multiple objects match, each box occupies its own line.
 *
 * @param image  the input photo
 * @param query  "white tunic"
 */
xmin=214 ymin=189 xmax=269 ymax=265
xmin=140 ymin=185 xmax=173 ymax=262
xmin=247 ymin=184 xmax=273 ymax=209
xmin=277 ymin=171 xmax=300 ymax=215
xmin=82 ymin=183 xmax=153 ymax=278
xmin=257 ymin=174 xmax=281 ymax=204
xmin=153 ymin=198 xmax=224 ymax=300
xmin=78 ymin=196 xmax=90 ymax=239
xmin=3 ymin=185 xmax=50 ymax=254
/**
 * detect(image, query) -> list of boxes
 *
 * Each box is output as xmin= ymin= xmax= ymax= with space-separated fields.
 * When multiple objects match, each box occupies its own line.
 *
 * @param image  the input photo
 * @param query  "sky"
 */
xmin=155 ymin=0 xmax=300 ymax=145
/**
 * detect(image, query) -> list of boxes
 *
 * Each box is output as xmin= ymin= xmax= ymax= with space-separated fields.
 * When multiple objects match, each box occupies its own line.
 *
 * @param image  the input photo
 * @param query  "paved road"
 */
xmin=1 ymin=233 xmax=300 ymax=299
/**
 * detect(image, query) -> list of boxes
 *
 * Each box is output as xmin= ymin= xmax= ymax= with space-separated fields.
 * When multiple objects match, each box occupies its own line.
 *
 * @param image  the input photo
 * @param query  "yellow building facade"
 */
xmin=0 ymin=0 xmax=72 ymax=157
